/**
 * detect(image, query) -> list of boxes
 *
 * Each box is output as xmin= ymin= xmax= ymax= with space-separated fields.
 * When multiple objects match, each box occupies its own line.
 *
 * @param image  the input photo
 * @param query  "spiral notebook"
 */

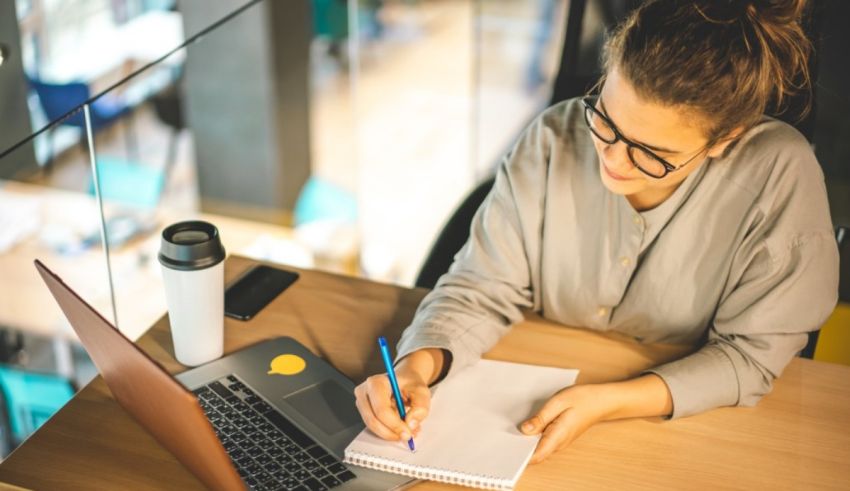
xmin=344 ymin=359 xmax=579 ymax=490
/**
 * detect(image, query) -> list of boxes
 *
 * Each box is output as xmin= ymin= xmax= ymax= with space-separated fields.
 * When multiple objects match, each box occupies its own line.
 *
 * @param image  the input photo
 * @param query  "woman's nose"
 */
xmin=602 ymin=141 xmax=634 ymax=172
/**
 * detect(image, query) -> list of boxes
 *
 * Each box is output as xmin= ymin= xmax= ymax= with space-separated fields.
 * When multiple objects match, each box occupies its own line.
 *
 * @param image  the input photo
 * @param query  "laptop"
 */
xmin=35 ymin=260 xmax=411 ymax=491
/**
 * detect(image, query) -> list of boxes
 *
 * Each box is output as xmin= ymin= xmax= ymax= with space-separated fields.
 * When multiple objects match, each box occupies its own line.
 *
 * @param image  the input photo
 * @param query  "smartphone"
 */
xmin=224 ymin=265 xmax=299 ymax=320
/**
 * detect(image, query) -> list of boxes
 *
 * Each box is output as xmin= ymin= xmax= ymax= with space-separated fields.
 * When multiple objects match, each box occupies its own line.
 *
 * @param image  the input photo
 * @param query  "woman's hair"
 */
xmin=603 ymin=0 xmax=813 ymax=143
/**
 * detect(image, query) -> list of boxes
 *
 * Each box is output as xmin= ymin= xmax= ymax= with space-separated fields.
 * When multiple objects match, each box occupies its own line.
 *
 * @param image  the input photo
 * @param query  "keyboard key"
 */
xmin=273 ymin=469 xmax=290 ymax=480
xmin=209 ymin=381 xmax=235 ymax=399
xmin=306 ymin=446 xmax=328 ymax=459
xmin=258 ymin=439 xmax=275 ymax=451
xmin=301 ymin=477 xmax=327 ymax=491
xmin=255 ymin=453 xmax=272 ymax=465
xmin=303 ymin=460 xmax=320 ymax=471
xmin=245 ymin=395 xmax=262 ymax=405
xmin=254 ymin=401 xmax=273 ymax=414
xmin=311 ymin=467 xmax=328 ymax=478
xmin=294 ymin=469 xmax=312 ymax=481
xmin=267 ymin=447 xmax=284 ymax=458
xmin=247 ymin=447 xmax=264 ymax=458
xmin=256 ymin=471 xmax=273 ymax=484
xmin=263 ymin=461 xmax=282 ymax=473
xmin=317 ymin=455 xmax=336 ymax=467
xmin=264 ymin=411 xmax=314 ymax=448
xmin=336 ymin=470 xmax=356 ymax=483
xmin=282 ymin=477 xmax=300 ymax=489
xmin=293 ymin=451 xmax=310 ymax=463
xmin=259 ymin=422 xmax=274 ymax=433
xmin=327 ymin=463 xmax=346 ymax=475
xmin=230 ymin=448 xmax=245 ymax=460
xmin=245 ymin=463 xmax=262 ymax=475
xmin=271 ymin=433 xmax=290 ymax=444
xmin=320 ymin=476 xmax=341 ymax=489
xmin=193 ymin=387 xmax=213 ymax=398
xmin=227 ymin=375 xmax=239 ymax=383
xmin=284 ymin=461 xmax=302 ymax=473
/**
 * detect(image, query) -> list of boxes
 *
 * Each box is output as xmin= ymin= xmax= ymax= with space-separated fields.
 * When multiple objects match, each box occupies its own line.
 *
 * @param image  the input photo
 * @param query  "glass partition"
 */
xmin=0 ymin=0 xmax=276 ymax=458
xmin=0 ymin=0 xmax=571 ymax=459
xmin=91 ymin=0 xmax=360 ymax=341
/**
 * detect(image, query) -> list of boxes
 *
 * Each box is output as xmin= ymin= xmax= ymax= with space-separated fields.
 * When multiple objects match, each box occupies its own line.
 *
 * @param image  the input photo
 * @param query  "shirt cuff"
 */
xmin=644 ymin=343 xmax=740 ymax=419
xmin=394 ymin=325 xmax=469 ymax=385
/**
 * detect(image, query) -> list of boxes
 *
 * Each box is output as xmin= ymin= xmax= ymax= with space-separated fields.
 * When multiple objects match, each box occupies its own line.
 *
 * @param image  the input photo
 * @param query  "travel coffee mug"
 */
xmin=158 ymin=220 xmax=226 ymax=366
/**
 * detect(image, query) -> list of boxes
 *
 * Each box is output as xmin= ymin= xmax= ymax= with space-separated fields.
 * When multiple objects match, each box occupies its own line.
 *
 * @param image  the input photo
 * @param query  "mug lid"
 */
xmin=158 ymin=220 xmax=226 ymax=271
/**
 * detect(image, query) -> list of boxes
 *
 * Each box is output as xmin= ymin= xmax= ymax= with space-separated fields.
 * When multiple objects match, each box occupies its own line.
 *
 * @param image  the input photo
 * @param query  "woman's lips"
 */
xmin=601 ymin=161 xmax=635 ymax=181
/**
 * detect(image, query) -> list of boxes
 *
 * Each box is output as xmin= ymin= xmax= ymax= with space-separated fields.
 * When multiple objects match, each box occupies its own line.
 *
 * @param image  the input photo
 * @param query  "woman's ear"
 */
xmin=705 ymin=126 xmax=745 ymax=159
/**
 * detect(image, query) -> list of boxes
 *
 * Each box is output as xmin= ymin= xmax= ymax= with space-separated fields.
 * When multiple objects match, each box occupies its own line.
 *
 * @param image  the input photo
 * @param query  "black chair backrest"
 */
xmin=799 ymin=226 xmax=847 ymax=359
xmin=415 ymin=177 xmax=496 ymax=289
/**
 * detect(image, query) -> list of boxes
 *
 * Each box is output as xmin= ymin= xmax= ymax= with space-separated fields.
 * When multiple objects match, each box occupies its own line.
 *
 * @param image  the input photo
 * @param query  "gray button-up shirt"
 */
xmin=397 ymin=98 xmax=839 ymax=419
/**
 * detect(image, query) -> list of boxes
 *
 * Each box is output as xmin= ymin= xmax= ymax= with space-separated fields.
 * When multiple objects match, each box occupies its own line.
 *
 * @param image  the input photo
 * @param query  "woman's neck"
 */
xmin=626 ymin=183 xmax=682 ymax=212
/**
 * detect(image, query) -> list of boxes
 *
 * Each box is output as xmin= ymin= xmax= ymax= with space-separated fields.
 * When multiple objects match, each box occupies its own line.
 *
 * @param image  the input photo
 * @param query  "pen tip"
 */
xmin=408 ymin=439 xmax=416 ymax=452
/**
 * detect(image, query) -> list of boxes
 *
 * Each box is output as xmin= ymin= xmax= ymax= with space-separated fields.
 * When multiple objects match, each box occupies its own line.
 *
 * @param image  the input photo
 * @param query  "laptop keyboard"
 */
xmin=193 ymin=375 xmax=357 ymax=491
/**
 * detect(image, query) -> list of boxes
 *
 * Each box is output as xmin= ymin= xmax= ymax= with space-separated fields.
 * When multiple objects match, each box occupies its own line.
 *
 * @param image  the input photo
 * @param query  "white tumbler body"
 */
xmin=160 ymin=262 xmax=224 ymax=366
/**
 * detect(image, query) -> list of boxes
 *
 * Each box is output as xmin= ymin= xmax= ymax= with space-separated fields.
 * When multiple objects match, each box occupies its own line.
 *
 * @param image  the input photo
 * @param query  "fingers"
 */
xmin=354 ymin=391 xmax=398 ymax=440
xmin=521 ymin=390 xmax=569 ymax=435
xmin=403 ymin=384 xmax=431 ymax=431
xmin=529 ymin=410 xmax=573 ymax=464
xmin=354 ymin=374 xmax=422 ymax=442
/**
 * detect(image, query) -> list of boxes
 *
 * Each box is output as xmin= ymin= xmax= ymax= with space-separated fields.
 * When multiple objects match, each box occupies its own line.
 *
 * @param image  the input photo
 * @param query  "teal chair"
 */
xmin=0 ymin=365 xmax=74 ymax=455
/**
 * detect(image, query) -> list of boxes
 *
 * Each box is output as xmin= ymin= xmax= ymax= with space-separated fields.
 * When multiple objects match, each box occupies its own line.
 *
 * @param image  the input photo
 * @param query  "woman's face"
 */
xmin=591 ymin=68 xmax=731 ymax=205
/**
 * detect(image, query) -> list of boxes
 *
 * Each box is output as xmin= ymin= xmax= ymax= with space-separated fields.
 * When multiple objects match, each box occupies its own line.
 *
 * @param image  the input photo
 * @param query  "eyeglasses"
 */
xmin=581 ymin=96 xmax=706 ymax=179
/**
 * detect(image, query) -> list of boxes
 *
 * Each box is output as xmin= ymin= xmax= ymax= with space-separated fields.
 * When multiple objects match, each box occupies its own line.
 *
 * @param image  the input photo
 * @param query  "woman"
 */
xmin=354 ymin=0 xmax=839 ymax=464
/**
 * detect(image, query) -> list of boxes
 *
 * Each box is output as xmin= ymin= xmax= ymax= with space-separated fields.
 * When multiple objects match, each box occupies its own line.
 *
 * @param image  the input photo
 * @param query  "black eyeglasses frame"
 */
xmin=581 ymin=96 xmax=706 ymax=179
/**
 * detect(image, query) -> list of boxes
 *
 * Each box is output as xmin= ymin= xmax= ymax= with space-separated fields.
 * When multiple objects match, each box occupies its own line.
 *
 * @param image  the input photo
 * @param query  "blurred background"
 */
xmin=0 ymin=0 xmax=847 ymax=460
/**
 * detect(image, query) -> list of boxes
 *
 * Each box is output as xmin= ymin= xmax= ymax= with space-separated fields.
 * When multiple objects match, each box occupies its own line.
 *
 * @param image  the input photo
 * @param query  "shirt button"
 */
xmin=633 ymin=215 xmax=643 ymax=226
xmin=620 ymin=256 xmax=631 ymax=267
xmin=597 ymin=307 xmax=608 ymax=317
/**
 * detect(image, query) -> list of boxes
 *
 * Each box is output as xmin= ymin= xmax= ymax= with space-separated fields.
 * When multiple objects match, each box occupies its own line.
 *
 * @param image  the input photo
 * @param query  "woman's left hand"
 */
xmin=520 ymin=384 xmax=614 ymax=464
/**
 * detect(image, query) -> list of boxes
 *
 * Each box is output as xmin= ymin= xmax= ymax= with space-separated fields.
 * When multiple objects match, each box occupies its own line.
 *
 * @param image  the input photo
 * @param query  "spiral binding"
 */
xmin=344 ymin=451 xmax=513 ymax=490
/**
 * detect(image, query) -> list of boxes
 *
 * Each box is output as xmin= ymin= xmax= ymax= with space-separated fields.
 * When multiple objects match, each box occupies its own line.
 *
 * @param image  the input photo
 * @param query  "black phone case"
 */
xmin=224 ymin=265 xmax=299 ymax=320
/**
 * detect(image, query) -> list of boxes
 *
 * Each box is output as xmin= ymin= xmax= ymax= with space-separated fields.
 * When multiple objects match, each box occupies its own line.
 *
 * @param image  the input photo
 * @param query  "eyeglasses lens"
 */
xmin=628 ymin=147 xmax=667 ymax=178
xmin=585 ymin=107 xmax=616 ymax=143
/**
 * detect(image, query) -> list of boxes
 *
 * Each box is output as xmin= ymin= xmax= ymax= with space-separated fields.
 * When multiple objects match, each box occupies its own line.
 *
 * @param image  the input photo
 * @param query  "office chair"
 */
xmin=28 ymin=77 xmax=136 ymax=170
xmin=800 ymin=226 xmax=848 ymax=359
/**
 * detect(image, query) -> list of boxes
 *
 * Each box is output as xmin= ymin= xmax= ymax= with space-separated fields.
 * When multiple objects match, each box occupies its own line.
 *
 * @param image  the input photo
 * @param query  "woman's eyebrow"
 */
xmin=598 ymin=97 xmax=682 ymax=154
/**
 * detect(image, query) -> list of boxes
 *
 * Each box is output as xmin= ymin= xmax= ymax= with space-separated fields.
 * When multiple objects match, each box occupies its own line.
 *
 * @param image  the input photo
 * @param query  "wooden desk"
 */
xmin=1 ymin=256 xmax=848 ymax=490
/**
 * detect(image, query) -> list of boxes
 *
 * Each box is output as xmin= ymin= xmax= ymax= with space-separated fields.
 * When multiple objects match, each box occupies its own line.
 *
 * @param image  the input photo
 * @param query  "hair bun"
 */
xmin=744 ymin=0 xmax=806 ymax=23
xmin=694 ymin=0 xmax=805 ymax=24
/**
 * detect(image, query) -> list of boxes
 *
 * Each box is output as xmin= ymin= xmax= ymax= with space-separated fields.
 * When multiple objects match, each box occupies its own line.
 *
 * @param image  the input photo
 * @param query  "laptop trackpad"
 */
xmin=284 ymin=379 xmax=360 ymax=436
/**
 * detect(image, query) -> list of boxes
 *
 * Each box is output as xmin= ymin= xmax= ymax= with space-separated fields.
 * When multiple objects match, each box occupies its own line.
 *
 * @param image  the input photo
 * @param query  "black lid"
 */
xmin=158 ymin=221 xmax=226 ymax=271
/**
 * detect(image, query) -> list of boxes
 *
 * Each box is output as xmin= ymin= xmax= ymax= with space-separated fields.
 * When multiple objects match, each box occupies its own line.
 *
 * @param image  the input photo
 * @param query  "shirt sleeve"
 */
xmin=395 ymin=111 xmax=554 ymax=377
xmin=647 ymin=230 xmax=839 ymax=419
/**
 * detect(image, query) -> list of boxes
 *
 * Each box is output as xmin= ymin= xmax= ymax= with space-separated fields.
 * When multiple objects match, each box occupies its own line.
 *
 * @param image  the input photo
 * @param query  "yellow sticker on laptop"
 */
xmin=267 ymin=354 xmax=306 ymax=376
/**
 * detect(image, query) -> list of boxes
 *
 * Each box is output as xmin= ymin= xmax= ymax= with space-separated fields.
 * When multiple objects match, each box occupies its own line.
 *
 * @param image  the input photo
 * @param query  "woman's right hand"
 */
xmin=353 ymin=348 xmax=445 ymax=443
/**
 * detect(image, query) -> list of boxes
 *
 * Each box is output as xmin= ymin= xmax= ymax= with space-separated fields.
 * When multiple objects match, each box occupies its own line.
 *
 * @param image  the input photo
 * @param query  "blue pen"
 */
xmin=377 ymin=336 xmax=416 ymax=452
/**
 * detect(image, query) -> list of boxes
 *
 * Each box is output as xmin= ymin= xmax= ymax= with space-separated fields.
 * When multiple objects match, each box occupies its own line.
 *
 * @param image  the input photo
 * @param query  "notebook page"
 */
xmin=345 ymin=359 xmax=579 ymax=486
